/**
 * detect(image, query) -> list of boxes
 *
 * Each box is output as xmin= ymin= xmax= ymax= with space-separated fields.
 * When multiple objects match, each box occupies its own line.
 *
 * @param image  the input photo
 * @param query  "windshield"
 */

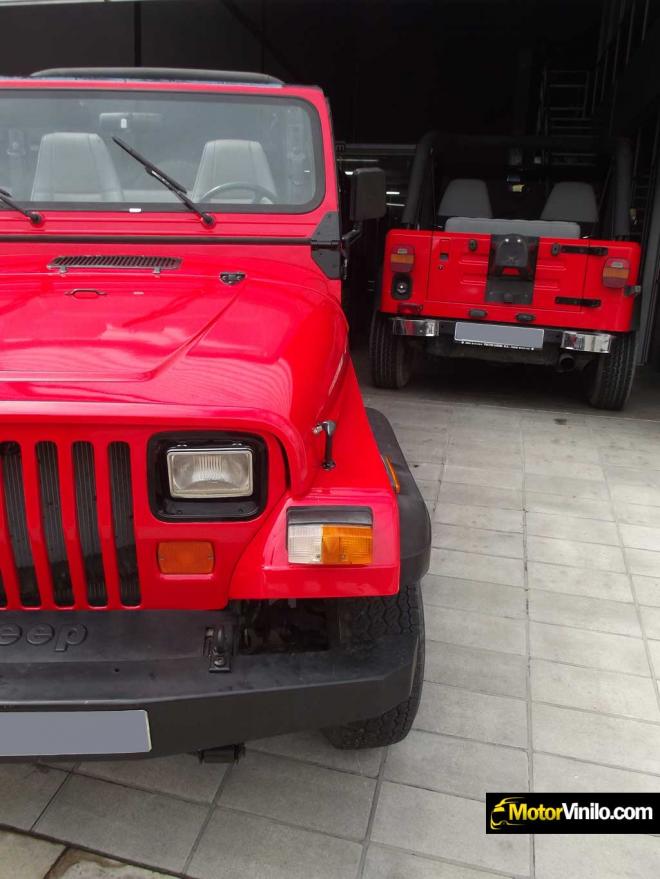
xmin=0 ymin=88 xmax=323 ymax=213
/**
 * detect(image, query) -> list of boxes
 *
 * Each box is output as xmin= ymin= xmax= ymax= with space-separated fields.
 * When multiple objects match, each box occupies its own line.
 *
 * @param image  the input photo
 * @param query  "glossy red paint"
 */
xmin=381 ymin=228 xmax=641 ymax=332
xmin=0 ymin=75 xmax=398 ymax=611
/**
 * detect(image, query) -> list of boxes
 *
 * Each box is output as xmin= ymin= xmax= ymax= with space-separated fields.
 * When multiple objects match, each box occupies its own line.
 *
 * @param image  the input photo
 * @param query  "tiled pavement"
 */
xmin=3 ymin=365 xmax=660 ymax=877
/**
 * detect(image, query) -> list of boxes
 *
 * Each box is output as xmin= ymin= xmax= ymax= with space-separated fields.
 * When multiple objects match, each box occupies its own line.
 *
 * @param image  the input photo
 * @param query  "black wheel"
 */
xmin=584 ymin=332 xmax=637 ymax=411
xmin=369 ymin=312 xmax=414 ymax=389
xmin=323 ymin=580 xmax=425 ymax=749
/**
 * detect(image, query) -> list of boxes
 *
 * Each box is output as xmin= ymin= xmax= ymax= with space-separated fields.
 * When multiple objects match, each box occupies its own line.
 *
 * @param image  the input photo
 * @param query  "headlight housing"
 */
xmin=167 ymin=447 xmax=253 ymax=498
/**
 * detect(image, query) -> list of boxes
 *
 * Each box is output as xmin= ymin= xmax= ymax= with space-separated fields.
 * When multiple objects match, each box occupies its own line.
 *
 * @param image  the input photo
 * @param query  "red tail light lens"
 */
xmin=390 ymin=245 xmax=415 ymax=273
xmin=603 ymin=257 xmax=630 ymax=288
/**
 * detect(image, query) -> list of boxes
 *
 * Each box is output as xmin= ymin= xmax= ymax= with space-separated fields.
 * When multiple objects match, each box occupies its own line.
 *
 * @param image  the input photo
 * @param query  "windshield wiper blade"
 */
xmin=0 ymin=187 xmax=43 ymax=226
xmin=112 ymin=136 xmax=215 ymax=228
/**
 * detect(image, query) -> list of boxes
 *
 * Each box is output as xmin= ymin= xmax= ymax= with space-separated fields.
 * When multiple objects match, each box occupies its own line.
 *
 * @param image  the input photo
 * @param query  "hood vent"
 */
xmin=49 ymin=255 xmax=181 ymax=273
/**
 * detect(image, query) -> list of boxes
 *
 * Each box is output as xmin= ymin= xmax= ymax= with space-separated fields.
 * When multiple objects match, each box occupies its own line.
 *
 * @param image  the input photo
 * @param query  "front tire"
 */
xmin=369 ymin=312 xmax=414 ymax=389
xmin=584 ymin=331 xmax=637 ymax=411
xmin=323 ymin=580 xmax=425 ymax=750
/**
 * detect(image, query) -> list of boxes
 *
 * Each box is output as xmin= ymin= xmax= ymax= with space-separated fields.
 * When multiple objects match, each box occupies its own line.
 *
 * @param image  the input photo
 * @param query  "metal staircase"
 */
xmin=536 ymin=69 xmax=599 ymax=167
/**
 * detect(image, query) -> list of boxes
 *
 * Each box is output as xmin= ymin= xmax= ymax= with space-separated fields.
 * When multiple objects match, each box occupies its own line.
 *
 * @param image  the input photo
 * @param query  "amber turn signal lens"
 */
xmin=158 ymin=541 xmax=214 ymax=574
xmin=321 ymin=525 xmax=373 ymax=565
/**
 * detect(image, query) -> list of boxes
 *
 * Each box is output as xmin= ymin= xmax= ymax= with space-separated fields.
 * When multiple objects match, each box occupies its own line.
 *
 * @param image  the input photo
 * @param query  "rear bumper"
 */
xmin=0 ymin=610 xmax=417 ymax=759
xmin=391 ymin=316 xmax=613 ymax=353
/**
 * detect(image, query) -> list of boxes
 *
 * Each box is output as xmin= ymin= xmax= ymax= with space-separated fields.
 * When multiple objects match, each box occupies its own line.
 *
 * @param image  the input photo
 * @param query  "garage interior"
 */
xmin=1 ymin=2 xmax=660 ymax=879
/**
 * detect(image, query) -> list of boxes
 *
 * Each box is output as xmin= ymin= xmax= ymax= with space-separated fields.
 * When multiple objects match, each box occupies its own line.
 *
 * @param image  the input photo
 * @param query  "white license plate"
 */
xmin=455 ymin=322 xmax=544 ymax=350
xmin=0 ymin=710 xmax=151 ymax=757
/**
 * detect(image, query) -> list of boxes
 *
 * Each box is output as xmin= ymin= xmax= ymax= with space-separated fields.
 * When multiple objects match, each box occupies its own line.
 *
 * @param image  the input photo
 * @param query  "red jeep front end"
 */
xmin=0 ymin=69 xmax=429 ymax=760
xmin=371 ymin=133 xmax=642 ymax=410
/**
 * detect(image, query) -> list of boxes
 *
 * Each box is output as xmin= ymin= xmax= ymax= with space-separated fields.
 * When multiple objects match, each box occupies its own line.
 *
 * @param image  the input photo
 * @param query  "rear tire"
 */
xmin=584 ymin=332 xmax=637 ymax=411
xmin=369 ymin=312 xmax=414 ymax=389
xmin=323 ymin=581 xmax=425 ymax=749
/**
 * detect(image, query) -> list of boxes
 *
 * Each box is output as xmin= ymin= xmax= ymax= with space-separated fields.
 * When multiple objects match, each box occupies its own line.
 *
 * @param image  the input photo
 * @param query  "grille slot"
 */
xmin=109 ymin=442 xmax=140 ymax=606
xmin=73 ymin=442 xmax=107 ymax=607
xmin=36 ymin=442 xmax=74 ymax=606
xmin=49 ymin=255 xmax=181 ymax=271
xmin=1 ymin=442 xmax=40 ymax=606
xmin=0 ymin=571 xmax=6 ymax=607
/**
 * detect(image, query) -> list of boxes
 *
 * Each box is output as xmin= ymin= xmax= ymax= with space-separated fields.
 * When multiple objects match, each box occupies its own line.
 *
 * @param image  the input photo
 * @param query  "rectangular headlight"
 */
xmin=167 ymin=447 xmax=253 ymax=499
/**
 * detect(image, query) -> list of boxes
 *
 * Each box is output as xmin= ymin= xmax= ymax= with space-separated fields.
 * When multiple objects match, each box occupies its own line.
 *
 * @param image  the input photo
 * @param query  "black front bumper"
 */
xmin=0 ymin=611 xmax=417 ymax=759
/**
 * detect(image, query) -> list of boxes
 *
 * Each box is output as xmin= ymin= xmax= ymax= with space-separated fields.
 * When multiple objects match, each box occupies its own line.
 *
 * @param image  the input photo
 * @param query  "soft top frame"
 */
xmin=30 ymin=67 xmax=284 ymax=86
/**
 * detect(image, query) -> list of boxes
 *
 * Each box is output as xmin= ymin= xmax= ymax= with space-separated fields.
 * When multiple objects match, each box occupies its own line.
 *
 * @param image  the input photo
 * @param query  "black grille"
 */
xmin=36 ymin=442 xmax=74 ymax=606
xmin=1 ymin=443 xmax=39 ymax=606
xmin=109 ymin=442 xmax=140 ymax=607
xmin=49 ymin=255 xmax=181 ymax=271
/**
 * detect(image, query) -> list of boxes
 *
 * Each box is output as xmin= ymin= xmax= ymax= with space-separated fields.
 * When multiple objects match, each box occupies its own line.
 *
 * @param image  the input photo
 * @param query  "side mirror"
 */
xmin=349 ymin=167 xmax=386 ymax=222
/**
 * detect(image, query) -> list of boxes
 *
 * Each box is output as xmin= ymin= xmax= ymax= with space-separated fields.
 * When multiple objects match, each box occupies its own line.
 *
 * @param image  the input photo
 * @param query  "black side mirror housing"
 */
xmin=349 ymin=167 xmax=386 ymax=222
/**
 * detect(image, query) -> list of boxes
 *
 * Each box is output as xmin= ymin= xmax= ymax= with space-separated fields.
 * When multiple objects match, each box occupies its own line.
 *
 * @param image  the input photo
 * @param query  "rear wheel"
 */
xmin=584 ymin=332 xmax=637 ymax=411
xmin=369 ymin=312 xmax=414 ymax=389
xmin=323 ymin=580 xmax=425 ymax=749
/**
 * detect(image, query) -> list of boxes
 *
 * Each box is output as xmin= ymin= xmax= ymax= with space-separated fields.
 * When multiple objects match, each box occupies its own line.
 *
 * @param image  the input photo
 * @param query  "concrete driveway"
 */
xmin=2 ymin=360 xmax=660 ymax=878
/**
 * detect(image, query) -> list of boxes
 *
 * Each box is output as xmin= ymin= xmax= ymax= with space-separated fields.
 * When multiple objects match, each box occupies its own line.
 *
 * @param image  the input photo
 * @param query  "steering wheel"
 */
xmin=197 ymin=181 xmax=277 ymax=203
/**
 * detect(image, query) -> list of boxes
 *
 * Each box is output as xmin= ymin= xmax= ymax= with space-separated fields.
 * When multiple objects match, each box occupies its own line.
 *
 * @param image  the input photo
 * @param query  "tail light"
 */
xmin=390 ymin=245 xmax=415 ymax=273
xmin=603 ymin=257 xmax=630 ymax=288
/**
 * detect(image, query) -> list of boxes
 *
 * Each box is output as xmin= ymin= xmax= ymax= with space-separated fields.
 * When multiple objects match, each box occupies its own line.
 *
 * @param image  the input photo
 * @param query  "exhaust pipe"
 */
xmin=557 ymin=354 xmax=576 ymax=373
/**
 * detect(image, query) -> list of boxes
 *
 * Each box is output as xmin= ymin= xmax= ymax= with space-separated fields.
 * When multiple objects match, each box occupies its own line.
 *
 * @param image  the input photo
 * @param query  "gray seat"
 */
xmin=192 ymin=139 xmax=276 ymax=203
xmin=438 ymin=178 xmax=493 ymax=220
xmin=445 ymin=216 xmax=581 ymax=239
xmin=541 ymin=181 xmax=598 ymax=227
xmin=31 ymin=132 xmax=123 ymax=202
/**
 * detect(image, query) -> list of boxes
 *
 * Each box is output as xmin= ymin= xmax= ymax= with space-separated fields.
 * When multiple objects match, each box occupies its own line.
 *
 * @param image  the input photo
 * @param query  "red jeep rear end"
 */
xmin=370 ymin=133 xmax=641 ymax=409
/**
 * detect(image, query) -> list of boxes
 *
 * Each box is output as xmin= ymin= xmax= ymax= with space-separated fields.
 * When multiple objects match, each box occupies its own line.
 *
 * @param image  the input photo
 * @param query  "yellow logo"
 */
xmin=490 ymin=797 xmax=526 ymax=830
xmin=489 ymin=797 xmax=565 ymax=830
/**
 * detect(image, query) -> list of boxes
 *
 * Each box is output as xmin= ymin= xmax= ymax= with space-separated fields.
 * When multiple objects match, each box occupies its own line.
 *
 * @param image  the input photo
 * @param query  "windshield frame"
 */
xmin=0 ymin=87 xmax=326 ymax=216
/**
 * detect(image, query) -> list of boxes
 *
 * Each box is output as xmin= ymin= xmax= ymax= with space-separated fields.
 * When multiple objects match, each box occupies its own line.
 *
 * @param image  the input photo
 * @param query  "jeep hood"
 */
xmin=0 ymin=253 xmax=349 ymax=491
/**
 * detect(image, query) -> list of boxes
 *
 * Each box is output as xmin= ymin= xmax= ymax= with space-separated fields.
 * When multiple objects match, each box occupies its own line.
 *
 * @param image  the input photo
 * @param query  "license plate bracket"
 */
xmin=454 ymin=322 xmax=545 ymax=350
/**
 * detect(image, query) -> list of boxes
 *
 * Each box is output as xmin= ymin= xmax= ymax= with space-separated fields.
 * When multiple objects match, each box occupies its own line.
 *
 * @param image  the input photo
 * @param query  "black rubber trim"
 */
xmin=0 ymin=610 xmax=416 ymax=758
xmin=288 ymin=506 xmax=372 ymax=526
xmin=366 ymin=408 xmax=431 ymax=584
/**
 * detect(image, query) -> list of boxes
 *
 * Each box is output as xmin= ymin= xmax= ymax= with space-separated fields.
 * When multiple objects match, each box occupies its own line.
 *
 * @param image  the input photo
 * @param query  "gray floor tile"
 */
xmin=425 ymin=605 xmax=526 ymax=655
xmin=535 ymin=834 xmax=660 ymax=879
xmin=50 ymin=849 xmax=175 ymax=878
xmin=527 ymin=562 xmax=632 ymax=602
xmin=633 ymin=574 xmax=660 ymax=606
xmin=620 ymin=522 xmax=660 ymax=550
xmin=626 ymin=546 xmax=660 ymax=576
xmin=423 ymin=575 xmax=525 ymax=618
xmin=385 ymin=729 xmax=528 ymax=800
xmin=640 ymin=604 xmax=660 ymax=639
xmin=606 ymin=464 xmax=660 ymax=488
xmin=449 ymin=426 xmax=522 ymax=450
xmin=219 ymin=751 xmax=375 ymax=840
xmin=445 ymin=447 xmax=521 ymax=471
xmin=76 ymin=755 xmax=226 ymax=803
xmin=415 ymin=479 xmax=440 ymax=502
xmin=433 ymin=502 xmax=523 ymax=532
xmin=425 ymin=641 xmax=528 ymax=697
xmin=530 ymin=658 xmax=660 ymax=720
xmin=524 ymin=457 xmax=605 ymax=481
xmin=187 ymin=808 xmax=362 ymax=879
xmin=415 ymin=682 xmax=527 ymax=748
xmin=363 ymin=846 xmax=509 ymax=879
xmin=524 ymin=441 xmax=601 ymax=464
xmin=529 ymin=591 xmax=641 ymax=636
xmin=409 ymin=461 xmax=443 ymax=481
xmin=430 ymin=548 xmax=524 ymax=588
xmin=0 ymin=764 xmax=67 ymax=831
xmin=372 ymin=783 xmax=530 ymax=876
xmin=614 ymin=500 xmax=660 ymax=527
xmin=601 ymin=447 xmax=660 ymax=470
xmin=611 ymin=482 xmax=660 ymax=506
xmin=249 ymin=731 xmax=382 ymax=777
xmin=647 ymin=638 xmax=660 ymax=673
xmin=524 ymin=473 xmax=609 ymax=499
xmin=529 ymin=621 xmax=650 ymax=675
xmin=35 ymin=775 xmax=206 ymax=873
xmin=432 ymin=523 xmax=524 ymax=558
xmin=438 ymin=482 xmax=523 ymax=510
xmin=526 ymin=513 xmax=619 ymax=546
xmin=533 ymin=753 xmax=660 ymax=793
xmin=443 ymin=465 xmax=523 ymax=491
xmin=526 ymin=535 xmax=625 ymax=573
xmin=0 ymin=831 xmax=63 ymax=879
xmin=533 ymin=703 xmax=660 ymax=774
xmin=524 ymin=491 xmax=614 ymax=520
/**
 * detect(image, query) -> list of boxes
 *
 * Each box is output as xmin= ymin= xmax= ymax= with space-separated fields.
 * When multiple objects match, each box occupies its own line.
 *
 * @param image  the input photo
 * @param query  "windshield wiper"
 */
xmin=0 ymin=187 xmax=43 ymax=226
xmin=112 ymin=136 xmax=215 ymax=228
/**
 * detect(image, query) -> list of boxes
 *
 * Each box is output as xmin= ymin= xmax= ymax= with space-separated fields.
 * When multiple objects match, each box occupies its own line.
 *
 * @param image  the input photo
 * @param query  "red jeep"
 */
xmin=370 ymin=133 xmax=641 ymax=409
xmin=0 ymin=68 xmax=429 ymax=761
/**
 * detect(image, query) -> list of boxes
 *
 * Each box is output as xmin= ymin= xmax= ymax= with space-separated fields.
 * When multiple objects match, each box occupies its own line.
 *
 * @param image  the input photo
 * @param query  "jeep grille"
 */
xmin=0 ymin=440 xmax=139 ymax=609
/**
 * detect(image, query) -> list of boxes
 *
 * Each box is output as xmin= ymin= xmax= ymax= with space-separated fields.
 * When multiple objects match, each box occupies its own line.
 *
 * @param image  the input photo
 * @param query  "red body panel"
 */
xmin=381 ymin=228 xmax=641 ymax=332
xmin=0 ymin=77 xmax=399 ymax=610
